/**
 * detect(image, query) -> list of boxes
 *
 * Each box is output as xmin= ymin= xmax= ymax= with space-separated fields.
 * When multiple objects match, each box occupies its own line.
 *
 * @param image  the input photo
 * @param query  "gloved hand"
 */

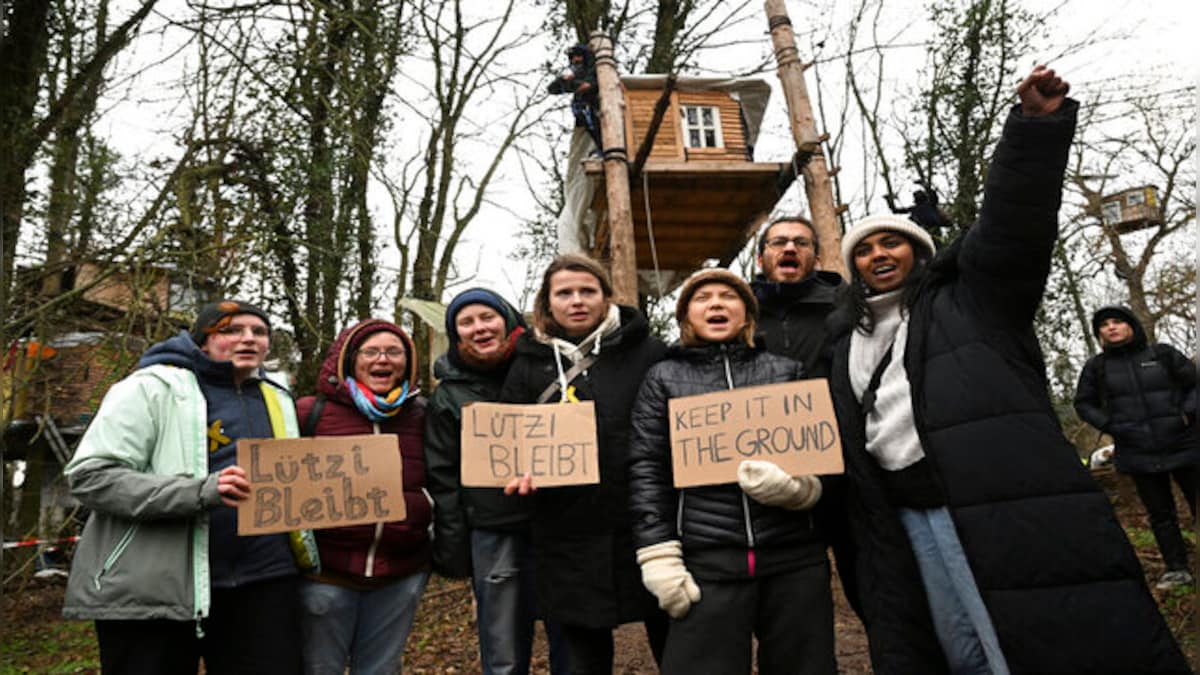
xmin=636 ymin=540 xmax=701 ymax=619
xmin=737 ymin=460 xmax=821 ymax=510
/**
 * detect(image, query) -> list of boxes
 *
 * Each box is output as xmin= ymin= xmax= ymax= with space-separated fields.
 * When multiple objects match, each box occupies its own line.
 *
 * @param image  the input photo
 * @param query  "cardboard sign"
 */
xmin=460 ymin=401 xmax=600 ymax=488
xmin=668 ymin=379 xmax=844 ymax=488
xmin=237 ymin=434 xmax=407 ymax=535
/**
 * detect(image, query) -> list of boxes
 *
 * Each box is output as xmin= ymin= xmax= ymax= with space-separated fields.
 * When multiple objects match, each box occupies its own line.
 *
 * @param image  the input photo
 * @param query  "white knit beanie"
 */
xmin=840 ymin=214 xmax=937 ymax=273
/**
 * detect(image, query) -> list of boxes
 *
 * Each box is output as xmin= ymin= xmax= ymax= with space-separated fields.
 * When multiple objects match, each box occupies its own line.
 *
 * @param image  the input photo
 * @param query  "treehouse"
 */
xmin=1100 ymin=185 xmax=1164 ymax=234
xmin=558 ymin=75 xmax=795 ymax=294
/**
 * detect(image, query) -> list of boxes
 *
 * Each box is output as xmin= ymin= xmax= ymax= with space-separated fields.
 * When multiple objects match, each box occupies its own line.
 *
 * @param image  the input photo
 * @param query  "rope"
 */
xmin=641 ymin=171 xmax=665 ymax=297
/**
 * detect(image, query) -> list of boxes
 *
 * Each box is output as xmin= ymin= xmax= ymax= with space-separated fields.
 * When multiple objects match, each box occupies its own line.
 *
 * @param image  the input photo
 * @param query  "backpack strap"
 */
xmin=537 ymin=354 xmax=598 ymax=404
xmin=860 ymin=341 xmax=896 ymax=417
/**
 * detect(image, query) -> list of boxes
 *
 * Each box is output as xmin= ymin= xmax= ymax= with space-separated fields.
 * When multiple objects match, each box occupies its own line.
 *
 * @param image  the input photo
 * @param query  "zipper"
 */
xmin=93 ymin=524 xmax=139 ymax=590
xmin=364 ymin=523 xmax=384 ymax=578
xmin=722 ymin=346 xmax=756 ymax=548
xmin=676 ymin=492 xmax=685 ymax=537
xmin=364 ymin=421 xmax=384 ymax=577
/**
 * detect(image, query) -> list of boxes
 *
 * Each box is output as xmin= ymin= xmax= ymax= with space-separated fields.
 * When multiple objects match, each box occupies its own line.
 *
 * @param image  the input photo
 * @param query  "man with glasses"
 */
xmin=751 ymin=215 xmax=844 ymax=377
xmin=63 ymin=299 xmax=317 ymax=675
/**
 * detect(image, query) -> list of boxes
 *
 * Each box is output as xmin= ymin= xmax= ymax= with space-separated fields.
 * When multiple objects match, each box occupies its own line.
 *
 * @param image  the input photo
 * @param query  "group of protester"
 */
xmin=60 ymin=66 xmax=1196 ymax=675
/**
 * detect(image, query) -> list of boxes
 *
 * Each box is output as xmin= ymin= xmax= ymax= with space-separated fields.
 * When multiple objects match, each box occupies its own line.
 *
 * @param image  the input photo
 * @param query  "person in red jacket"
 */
xmin=295 ymin=319 xmax=432 ymax=675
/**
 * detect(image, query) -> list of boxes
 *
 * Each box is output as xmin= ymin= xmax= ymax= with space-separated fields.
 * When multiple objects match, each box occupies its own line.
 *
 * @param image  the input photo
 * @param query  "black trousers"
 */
xmin=1131 ymin=466 xmax=1198 ymax=571
xmin=95 ymin=574 xmax=302 ymax=675
xmin=662 ymin=562 xmax=836 ymax=675
xmin=559 ymin=611 xmax=668 ymax=675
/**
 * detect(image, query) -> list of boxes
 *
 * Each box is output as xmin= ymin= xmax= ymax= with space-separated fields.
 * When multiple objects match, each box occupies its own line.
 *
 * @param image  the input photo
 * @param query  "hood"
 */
xmin=752 ymin=270 xmax=844 ymax=305
xmin=316 ymin=319 xmax=419 ymax=403
xmin=137 ymin=330 xmax=241 ymax=383
xmin=1092 ymin=305 xmax=1147 ymax=351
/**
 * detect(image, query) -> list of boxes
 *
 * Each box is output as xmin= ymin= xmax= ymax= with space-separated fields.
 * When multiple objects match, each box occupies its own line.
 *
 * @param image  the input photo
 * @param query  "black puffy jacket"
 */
xmin=424 ymin=354 xmax=532 ymax=579
xmin=629 ymin=342 xmax=827 ymax=581
xmin=827 ymin=102 xmax=1188 ymax=674
xmin=752 ymin=270 xmax=843 ymax=377
xmin=1074 ymin=308 xmax=1198 ymax=473
xmin=499 ymin=305 xmax=666 ymax=628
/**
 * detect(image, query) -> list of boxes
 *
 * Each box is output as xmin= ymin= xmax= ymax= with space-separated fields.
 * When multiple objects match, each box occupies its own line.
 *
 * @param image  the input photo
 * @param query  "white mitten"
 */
xmin=636 ymin=540 xmax=701 ymax=619
xmin=737 ymin=460 xmax=822 ymax=510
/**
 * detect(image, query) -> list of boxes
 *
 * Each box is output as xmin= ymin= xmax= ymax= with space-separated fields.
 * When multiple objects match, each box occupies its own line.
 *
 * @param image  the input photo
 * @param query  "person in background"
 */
xmin=63 ymin=300 xmax=318 ymax=675
xmin=425 ymin=288 xmax=569 ymax=675
xmin=548 ymin=44 xmax=603 ymax=153
xmin=751 ymin=215 xmax=844 ymax=377
xmin=1075 ymin=305 xmax=1199 ymax=590
xmin=826 ymin=67 xmax=1189 ymax=673
xmin=501 ymin=253 xmax=668 ymax=675
xmin=629 ymin=269 xmax=836 ymax=675
xmin=295 ymin=319 xmax=431 ymax=675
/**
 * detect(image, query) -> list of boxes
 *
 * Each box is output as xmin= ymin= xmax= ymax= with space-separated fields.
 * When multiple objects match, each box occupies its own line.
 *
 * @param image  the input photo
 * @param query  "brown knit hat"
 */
xmin=675 ymin=269 xmax=758 ymax=347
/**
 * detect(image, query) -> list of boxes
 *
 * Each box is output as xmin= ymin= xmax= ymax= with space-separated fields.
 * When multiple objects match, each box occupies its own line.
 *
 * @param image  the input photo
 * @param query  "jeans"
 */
xmin=1131 ymin=466 xmax=1197 ymax=571
xmin=299 ymin=571 xmax=429 ymax=675
xmin=897 ymin=508 xmax=1009 ymax=675
xmin=472 ymin=529 xmax=569 ymax=675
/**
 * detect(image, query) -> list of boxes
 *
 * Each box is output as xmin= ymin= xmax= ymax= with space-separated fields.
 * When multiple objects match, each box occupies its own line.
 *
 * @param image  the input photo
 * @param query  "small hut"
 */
xmin=1100 ymin=185 xmax=1164 ymax=234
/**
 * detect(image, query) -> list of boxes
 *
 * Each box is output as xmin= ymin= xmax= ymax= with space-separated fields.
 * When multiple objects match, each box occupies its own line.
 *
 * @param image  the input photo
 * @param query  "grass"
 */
xmin=1 ymin=618 xmax=99 ymax=674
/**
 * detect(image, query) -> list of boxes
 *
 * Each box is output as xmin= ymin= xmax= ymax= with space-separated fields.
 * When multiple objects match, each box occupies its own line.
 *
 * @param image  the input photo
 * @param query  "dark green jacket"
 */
xmin=424 ymin=354 xmax=532 ymax=578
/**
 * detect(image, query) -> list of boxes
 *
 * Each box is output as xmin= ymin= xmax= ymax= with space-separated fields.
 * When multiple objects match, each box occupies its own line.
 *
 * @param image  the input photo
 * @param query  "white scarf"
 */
xmin=848 ymin=289 xmax=926 ymax=471
xmin=536 ymin=304 xmax=621 ymax=401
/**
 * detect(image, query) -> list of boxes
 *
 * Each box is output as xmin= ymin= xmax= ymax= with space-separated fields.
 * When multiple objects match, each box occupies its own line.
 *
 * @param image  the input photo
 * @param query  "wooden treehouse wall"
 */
xmin=624 ymin=88 xmax=749 ymax=162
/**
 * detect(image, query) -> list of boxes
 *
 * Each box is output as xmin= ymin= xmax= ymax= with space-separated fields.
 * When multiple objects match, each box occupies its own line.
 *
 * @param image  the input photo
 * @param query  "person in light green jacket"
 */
xmin=63 ymin=300 xmax=318 ymax=675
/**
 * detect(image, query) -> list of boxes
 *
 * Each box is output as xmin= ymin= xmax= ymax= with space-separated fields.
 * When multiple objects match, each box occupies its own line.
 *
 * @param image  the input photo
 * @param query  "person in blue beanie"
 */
xmin=426 ymin=288 xmax=568 ymax=675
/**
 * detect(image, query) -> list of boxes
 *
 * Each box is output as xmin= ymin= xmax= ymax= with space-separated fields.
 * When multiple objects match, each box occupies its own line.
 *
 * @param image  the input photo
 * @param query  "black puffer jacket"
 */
xmin=425 ymin=354 xmax=532 ymax=579
xmin=1074 ymin=307 xmax=1198 ymax=473
xmin=752 ymin=270 xmax=843 ymax=377
xmin=828 ymin=102 xmax=1188 ymax=674
xmin=499 ymin=305 xmax=666 ymax=628
xmin=629 ymin=342 xmax=827 ymax=581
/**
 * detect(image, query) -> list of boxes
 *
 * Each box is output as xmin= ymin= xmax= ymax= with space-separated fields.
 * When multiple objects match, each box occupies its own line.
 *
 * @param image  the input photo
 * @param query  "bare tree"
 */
xmin=391 ymin=0 xmax=549 ymax=381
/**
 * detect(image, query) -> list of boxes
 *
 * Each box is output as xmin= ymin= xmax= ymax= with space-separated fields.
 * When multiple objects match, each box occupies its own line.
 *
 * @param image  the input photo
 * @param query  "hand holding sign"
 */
xmin=217 ymin=465 xmax=251 ymax=507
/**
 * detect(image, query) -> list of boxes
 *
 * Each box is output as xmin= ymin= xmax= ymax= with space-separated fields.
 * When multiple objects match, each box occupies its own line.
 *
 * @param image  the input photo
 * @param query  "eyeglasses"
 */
xmin=216 ymin=324 xmax=269 ymax=337
xmin=765 ymin=236 xmax=814 ymax=250
xmin=357 ymin=348 xmax=405 ymax=360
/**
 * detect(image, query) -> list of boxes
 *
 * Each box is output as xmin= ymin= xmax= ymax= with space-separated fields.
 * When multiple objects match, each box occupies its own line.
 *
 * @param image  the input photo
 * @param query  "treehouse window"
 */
xmin=681 ymin=105 xmax=723 ymax=149
xmin=1126 ymin=191 xmax=1145 ymax=207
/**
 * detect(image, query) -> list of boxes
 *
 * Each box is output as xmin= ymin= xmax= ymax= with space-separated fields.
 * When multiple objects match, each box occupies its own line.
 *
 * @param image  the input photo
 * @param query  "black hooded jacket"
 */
xmin=826 ymin=102 xmax=1188 ymax=674
xmin=629 ymin=341 xmax=826 ymax=581
xmin=752 ymin=270 xmax=843 ymax=377
xmin=425 ymin=354 xmax=532 ymax=578
xmin=1074 ymin=306 xmax=1198 ymax=473
xmin=499 ymin=305 xmax=666 ymax=628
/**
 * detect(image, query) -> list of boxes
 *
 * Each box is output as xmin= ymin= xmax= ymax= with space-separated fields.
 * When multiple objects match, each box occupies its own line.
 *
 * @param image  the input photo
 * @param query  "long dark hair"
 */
xmin=838 ymin=233 xmax=957 ymax=334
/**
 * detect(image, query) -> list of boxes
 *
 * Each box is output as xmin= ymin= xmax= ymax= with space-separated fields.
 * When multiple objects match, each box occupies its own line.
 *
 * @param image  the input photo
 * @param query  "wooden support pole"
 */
xmin=590 ymin=31 xmax=638 ymax=305
xmin=765 ymin=0 xmax=845 ymax=278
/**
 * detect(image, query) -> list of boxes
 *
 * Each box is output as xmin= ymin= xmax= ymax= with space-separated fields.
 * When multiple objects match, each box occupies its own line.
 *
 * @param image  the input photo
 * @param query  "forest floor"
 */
xmin=2 ymin=468 xmax=1196 ymax=674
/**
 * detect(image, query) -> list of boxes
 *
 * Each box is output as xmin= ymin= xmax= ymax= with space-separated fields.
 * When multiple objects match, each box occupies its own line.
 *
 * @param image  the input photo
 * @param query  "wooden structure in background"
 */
xmin=581 ymin=75 xmax=792 ymax=294
xmin=765 ymin=0 xmax=843 ymax=276
xmin=1100 ymin=185 xmax=1164 ymax=234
